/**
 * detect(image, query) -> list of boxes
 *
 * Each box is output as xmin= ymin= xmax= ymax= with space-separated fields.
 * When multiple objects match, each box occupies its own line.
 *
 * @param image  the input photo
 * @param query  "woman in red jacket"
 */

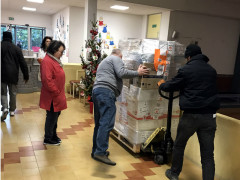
xmin=40 ymin=40 xmax=67 ymax=145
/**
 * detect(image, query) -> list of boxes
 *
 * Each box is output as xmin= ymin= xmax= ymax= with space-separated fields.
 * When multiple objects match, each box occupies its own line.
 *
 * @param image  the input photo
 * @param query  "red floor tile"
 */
xmin=142 ymin=161 xmax=160 ymax=168
xmin=4 ymin=157 xmax=20 ymax=164
xmin=19 ymin=146 xmax=34 ymax=152
xmin=78 ymin=122 xmax=91 ymax=127
xmin=33 ymin=145 xmax=47 ymax=150
xmin=57 ymin=132 xmax=68 ymax=139
xmin=138 ymin=169 xmax=155 ymax=176
xmin=4 ymin=152 xmax=20 ymax=158
xmin=62 ymin=128 xmax=77 ymax=135
xmin=124 ymin=170 xmax=144 ymax=178
xmin=1 ymin=159 xmax=4 ymax=172
xmin=15 ymin=110 xmax=23 ymax=114
xmin=19 ymin=151 xmax=35 ymax=157
xmin=131 ymin=163 xmax=150 ymax=170
xmin=71 ymin=125 xmax=84 ymax=131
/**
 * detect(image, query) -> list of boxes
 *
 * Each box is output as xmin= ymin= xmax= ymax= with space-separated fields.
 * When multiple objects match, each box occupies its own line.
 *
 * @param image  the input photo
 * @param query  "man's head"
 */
xmin=111 ymin=49 xmax=122 ymax=59
xmin=3 ymin=31 xmax=13 ymax=41
xmin=184 ymin=44 xmax=202 ymax=60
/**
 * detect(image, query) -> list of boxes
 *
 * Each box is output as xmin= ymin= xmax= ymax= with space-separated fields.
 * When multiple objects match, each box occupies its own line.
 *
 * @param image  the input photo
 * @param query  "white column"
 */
xmin=84 ymin=0 xmax=97 ymax=44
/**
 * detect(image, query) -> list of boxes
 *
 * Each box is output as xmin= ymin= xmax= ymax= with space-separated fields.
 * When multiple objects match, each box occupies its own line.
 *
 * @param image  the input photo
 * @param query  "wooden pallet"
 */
xmin=110 ymin=128 xmax=141 ymax=153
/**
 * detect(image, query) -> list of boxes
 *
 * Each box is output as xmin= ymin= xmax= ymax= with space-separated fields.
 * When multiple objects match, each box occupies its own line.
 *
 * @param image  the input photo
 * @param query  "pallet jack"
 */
xmin=141 ymin=90 xmax=179 ymax=165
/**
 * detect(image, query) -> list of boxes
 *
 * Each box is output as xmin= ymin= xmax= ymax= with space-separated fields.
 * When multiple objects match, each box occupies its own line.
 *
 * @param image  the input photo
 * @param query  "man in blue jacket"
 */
xmin=1 ymin=31 xmax=29 ymax=121
xmin=159 ymin=44 xmax=220 ymax=180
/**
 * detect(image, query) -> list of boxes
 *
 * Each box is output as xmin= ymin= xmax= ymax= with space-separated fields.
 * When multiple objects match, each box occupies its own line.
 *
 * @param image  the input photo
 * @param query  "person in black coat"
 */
xmin=1 ymin=31 xmax=29 ymax=121
xmin=159 ymin=44 xmax=220 ymax=180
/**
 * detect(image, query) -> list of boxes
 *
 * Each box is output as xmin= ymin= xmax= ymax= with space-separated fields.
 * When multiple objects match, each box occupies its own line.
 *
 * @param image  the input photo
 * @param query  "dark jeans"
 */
xmin=92 ymin=87 xmax=116 ymax=156
xmin=171 ymin=113 xmax=216 ymax=180
xmin=44 ymin=102 xmax=61 ymax=141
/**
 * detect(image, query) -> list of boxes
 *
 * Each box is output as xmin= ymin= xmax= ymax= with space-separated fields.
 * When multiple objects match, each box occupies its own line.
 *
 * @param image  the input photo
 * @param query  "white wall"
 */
xmin=159 ymin=11 xmax=170 ymax=41
xmin=68 ymin=6 xmax=85 ymax=63
xmin=97 ymin=10 xmax=144 ymax=45
xmin=168 ymin=11 xmax=240 ymax=74
xmin=1 ymin=9 xmax=52 ymax=36
xmin=51 ymin=7 xmax=145 ymax=63
xmin=52 ymin=7 xmax=70 ymax=63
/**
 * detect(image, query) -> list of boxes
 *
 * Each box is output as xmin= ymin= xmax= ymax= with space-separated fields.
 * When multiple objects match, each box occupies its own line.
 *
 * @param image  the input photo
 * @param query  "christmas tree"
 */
xmin=80 ymin=21 xmax=107 ymax=99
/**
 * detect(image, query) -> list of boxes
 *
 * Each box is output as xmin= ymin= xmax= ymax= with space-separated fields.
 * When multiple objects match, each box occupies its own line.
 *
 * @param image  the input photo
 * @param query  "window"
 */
xmin=1 ymin=24 xmax=46 ymax=51
xmin=30 ymin=27 xmax=45 ymax=51
xmin=16 ymin=26 xmax=28 ymax=50
xmin=1 ymin=25 xmax=15 ymax=43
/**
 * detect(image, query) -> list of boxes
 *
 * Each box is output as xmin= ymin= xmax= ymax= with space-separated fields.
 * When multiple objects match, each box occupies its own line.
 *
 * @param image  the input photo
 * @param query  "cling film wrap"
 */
xmin=115 ymin=39 xmax=184 ymax=144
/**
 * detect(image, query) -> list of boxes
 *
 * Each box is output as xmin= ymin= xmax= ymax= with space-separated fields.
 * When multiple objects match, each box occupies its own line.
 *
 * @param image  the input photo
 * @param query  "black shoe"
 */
xmin=53 ymin=136 xmax=62 ymax=143
xmin=91 ymin=151 xmax=110 ymax=158
xmin=43 ymin=139 xmax=60 ymax=146
xmin=165 ymin=169 xmax=179 ymax=180
xmin=93 ymin=154 xmax=116 ymax=166
xmin=1 ymin=110 xmax=8 ymax=121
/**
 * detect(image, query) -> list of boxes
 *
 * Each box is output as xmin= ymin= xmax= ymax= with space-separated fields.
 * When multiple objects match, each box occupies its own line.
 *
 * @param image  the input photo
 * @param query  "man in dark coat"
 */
xmin=1 ymin=31 xmax=29 ymax=121
xmin=159 ymin=44 xmax=220 ymax=180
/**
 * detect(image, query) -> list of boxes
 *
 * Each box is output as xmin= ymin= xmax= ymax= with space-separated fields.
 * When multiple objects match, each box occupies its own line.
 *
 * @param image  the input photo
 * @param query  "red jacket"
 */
xmin=39 ymin=54 xmax=67 ymax=112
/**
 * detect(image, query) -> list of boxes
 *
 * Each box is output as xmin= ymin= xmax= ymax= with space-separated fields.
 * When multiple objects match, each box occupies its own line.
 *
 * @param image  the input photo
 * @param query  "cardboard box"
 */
xmin=133 ymin=76 xmax=162 ymax=89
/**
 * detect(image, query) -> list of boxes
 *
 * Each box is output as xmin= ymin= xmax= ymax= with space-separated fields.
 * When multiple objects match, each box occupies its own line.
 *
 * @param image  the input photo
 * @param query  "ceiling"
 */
xmin=116 ymin=0 xmax=240 ymax=19
xmin=1 ymin=0 xmax=170 ymax=16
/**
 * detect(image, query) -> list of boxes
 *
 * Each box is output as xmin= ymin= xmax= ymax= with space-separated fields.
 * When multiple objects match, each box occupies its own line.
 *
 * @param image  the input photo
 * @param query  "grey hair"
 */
xmin=111 ymin=49 xmax=122 ymax=56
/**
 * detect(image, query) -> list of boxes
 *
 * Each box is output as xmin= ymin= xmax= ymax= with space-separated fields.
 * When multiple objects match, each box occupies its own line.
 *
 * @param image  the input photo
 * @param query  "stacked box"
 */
xmin=115 ymin=39 xmax=184 ymax=145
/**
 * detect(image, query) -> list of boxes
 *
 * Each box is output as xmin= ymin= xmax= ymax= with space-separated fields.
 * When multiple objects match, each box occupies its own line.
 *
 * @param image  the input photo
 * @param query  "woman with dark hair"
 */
xmin=39 ymin=40 xmax=67 ymax=145
xmin=37 ymin=36 xmax=52 ymax=81
xmin=38 ymin=36 xmax=52 ymax=63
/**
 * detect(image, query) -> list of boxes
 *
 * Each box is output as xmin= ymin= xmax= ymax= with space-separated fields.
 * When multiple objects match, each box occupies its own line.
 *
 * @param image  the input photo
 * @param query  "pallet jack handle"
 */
xmin=159 ymin=90 xmax=179 ymax=154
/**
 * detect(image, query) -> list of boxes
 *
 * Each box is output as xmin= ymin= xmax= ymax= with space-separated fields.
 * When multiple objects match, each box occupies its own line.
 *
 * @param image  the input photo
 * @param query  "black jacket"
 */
xmin=1 ymin=39 xmax=29 ymax=84
xmin=159 ymin=54 xmax=220 ymax=113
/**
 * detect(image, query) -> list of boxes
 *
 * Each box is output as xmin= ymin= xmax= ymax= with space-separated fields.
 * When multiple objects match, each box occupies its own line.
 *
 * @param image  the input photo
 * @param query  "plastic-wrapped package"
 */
xmin=141 ymin=53 xmax=154 ymax=63
xmin=141 ymin=39 xmax=159 ymax=54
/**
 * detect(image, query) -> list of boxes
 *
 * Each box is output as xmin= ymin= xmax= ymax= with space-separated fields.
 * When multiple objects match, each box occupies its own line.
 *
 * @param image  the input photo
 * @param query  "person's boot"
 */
xmin=93 ymin=154 xmax=116 ymax=166
xmin=1 ymin=109 xmax=8 ymax=121
xmin=165 ymin=169 xmax=179 ymax=180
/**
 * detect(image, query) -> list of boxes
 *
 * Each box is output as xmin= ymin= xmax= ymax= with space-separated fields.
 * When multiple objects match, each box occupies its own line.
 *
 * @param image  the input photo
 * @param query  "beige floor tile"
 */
xmin=4 ymin=164 xmax=22 ymax=173
xmin=4 ymin=171 xmax=24 ymax=180
xmin=23 ymin=175 xmax=42 ymax=180
xmin=22 ymin=168 xmax=40 ymax=177
xmin=20 ymin=156 xmax=36 ymax=163
xmin=21 ymin=161 xmax=38 ymax=169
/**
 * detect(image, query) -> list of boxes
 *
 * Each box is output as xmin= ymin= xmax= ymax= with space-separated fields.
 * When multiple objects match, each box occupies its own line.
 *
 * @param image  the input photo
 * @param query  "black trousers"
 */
xmin=44 ymin=102 xmax=61 ymax=141
xmin=171 ymin=113 xmax=216 ymax=180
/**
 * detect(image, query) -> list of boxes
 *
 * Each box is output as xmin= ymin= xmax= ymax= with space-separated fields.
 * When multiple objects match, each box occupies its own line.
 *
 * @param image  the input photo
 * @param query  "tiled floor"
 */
xmin=1 ymin=92 xmax=206 ymax=180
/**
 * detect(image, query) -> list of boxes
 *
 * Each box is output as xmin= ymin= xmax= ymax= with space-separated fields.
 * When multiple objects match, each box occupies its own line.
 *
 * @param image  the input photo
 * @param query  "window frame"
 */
xmin=1 ymin=23 xmax=46 ymax=51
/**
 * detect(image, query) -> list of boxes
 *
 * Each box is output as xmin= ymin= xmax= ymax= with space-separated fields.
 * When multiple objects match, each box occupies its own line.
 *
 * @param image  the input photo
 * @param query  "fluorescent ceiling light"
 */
xmin=111 ymin=5 xmax=129 ymax=10
xmin=22 ymin=7 xmax=36 ymax=11
xmin=27 ymin=0 xmax=44 ymax=3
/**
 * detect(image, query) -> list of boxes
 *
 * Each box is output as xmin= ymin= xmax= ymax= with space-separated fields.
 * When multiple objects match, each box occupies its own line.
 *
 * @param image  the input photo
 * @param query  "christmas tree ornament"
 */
xmin=109 ymin=36 xmax=114 ymax=45
xmin=99 ymin=17 xmax=104 ymax=26
xmin=106 ymin=32 xmax=110 ymax=39
xmin=102 ymin=25 xmax=107 ymax=33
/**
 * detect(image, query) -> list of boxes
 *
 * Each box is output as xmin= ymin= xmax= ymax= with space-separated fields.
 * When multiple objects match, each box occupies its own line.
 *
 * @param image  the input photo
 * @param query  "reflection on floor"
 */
xmin=1 ymin=92 xmax=211 ymax=180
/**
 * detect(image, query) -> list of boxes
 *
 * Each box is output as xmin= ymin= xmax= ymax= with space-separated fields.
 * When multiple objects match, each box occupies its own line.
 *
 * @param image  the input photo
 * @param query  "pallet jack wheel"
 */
xmin=154 ymin=154 xmax=164 ymax=165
